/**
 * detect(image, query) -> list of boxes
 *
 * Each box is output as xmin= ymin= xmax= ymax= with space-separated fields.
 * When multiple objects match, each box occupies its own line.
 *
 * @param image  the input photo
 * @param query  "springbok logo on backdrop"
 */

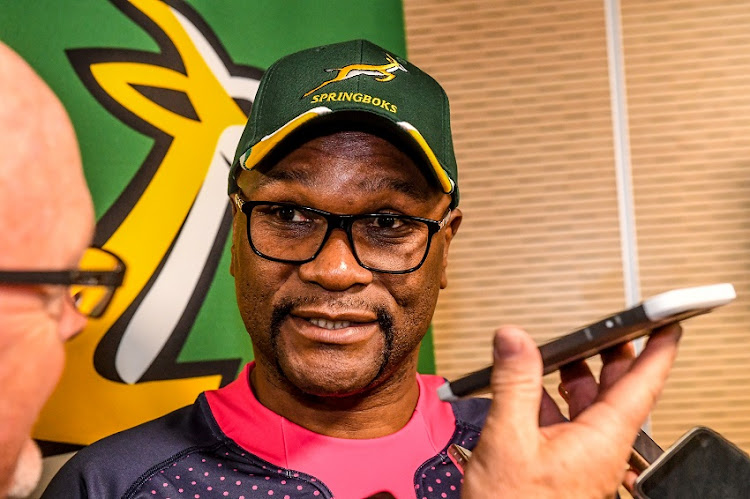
xmin=302 ymin=54 xmax=406 ymax=97
xmin=34 ymin=0 xmax=262 ymax=447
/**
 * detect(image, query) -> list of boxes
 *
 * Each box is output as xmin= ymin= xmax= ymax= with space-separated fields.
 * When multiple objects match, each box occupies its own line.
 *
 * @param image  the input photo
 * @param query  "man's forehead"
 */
xmin=238 ymin=129 xmax=443 ymax=199
xmin=238 ymin=131 xmax=442 ymax=205
xmin=240 ymin=166 xmax=434 ymax=204
xmin=0 ymin=42 xmax=94 ymax=268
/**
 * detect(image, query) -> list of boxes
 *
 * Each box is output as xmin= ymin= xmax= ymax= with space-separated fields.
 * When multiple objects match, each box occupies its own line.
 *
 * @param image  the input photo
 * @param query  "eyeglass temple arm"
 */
xmin=438 ymin=209 xmax=452 ymax=228
xmin=233 ymin=194 xmax=243 ymax=211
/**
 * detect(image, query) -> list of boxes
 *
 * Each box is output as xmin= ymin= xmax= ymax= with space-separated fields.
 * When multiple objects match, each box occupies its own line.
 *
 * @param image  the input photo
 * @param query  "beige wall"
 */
xmin=404 ymin=0 xmax=750 ymax=453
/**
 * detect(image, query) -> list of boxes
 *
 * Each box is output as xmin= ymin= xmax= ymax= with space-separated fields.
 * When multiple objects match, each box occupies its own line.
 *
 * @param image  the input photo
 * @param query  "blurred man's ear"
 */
xmin=440 ymin=207 xmax=462 ymax=289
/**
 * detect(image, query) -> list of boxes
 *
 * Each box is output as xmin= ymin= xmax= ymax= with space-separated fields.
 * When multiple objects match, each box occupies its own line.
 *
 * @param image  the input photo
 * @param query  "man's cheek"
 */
xmin=236 ymin=263 xmax=282 ymax=333
xmin=398 ymin=276 xmax=441 ymax=327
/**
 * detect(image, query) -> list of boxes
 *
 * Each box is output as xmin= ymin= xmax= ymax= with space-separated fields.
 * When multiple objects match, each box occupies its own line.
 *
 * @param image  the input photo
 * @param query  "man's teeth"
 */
xmin=309 ymin=318 xmax=352 ymax=330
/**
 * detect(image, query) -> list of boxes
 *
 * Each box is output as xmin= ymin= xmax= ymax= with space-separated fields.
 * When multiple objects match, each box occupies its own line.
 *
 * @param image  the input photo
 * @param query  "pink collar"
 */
xmin=205 ymin=362 xmax=456 ymax=497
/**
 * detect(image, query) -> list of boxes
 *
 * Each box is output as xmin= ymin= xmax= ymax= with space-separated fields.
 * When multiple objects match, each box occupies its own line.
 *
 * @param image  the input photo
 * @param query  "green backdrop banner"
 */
xmin=0 ymin=0 xmax=435 ymax=450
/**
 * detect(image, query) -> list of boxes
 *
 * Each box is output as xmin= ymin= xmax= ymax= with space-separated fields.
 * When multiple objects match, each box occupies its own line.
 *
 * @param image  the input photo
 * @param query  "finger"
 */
xmin=539 ymin=387 xmax=566 ymax=425
xmin=599 ymin=340 xmax=636 ymax=390
xmin=482 ymin=326 xmax=544 ymax=448
xmin=559 ymin=360 xmax=597 ymax=419
xmin=578 ymin=323 xmax=682 ymax=438
xmin=622 ymin=468 xmax=638 ymax=493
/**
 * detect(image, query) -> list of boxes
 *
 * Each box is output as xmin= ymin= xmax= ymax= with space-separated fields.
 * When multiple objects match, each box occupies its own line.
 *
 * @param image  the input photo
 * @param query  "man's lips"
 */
xmin=286 ymin=311 xmax=379 ymax=345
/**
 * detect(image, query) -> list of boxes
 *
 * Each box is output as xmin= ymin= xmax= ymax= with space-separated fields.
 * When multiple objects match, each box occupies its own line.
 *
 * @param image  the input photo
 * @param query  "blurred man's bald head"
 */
xmin=0 ymin=42 xmax=93 ymax=498
xmin=0 ymin=42 xmax=94 ymax=269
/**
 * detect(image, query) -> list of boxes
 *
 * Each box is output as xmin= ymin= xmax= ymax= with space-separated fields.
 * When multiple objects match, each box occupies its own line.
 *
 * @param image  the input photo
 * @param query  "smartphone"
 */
xmin=634 ymin=426 xmax=750 ymax=498
xmin=437 ymin=283 xmax=736 ymax=400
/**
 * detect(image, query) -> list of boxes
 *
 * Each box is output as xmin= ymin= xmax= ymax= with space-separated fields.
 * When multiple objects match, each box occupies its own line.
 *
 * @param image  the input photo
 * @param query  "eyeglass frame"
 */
xmin=234 ymin=195 xmax=452 ymax=274
xmin=0 ymin=247 xmax=126 ymax=318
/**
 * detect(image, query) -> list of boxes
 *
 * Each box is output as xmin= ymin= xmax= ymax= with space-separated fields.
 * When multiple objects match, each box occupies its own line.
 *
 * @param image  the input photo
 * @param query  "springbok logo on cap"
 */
xmin=302 ymin=54 xmax=407 ymax=97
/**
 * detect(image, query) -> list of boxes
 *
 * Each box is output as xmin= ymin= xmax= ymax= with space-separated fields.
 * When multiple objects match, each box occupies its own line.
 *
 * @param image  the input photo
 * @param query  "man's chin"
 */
xmin=6 ymin=439 xmax=42 ymax=498
xmin=280 ymin=358 xmax=387 ymax=399
xmin=285 ymin=371 xmax=369 ymax=397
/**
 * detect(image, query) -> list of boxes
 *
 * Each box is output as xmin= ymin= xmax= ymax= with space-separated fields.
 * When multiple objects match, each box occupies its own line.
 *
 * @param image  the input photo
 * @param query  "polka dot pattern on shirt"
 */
xmin=140 ymin=450 xmax=330 ymax=498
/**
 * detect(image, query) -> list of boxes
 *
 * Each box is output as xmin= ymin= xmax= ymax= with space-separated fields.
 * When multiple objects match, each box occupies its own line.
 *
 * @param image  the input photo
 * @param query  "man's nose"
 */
xmin=298 ymin=229 xmax=373 ymax=290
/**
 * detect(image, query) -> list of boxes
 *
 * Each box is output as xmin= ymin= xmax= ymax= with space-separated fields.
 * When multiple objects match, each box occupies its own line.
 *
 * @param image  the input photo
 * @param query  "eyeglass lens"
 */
xmin=69 ymin=248 xmax=122 ymax=317
xmin=248 ymin=204 xmax=432 ymax=273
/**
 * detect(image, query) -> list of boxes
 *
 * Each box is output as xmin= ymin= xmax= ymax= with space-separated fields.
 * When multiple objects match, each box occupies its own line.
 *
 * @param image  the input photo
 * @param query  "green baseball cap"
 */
xmin=229 ymin=39 xmax=460 ymax=207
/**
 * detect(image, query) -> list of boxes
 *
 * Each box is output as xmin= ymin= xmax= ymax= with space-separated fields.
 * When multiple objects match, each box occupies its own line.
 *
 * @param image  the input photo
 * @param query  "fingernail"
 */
xmin=494 ymin=328 xmax=523 ymax=360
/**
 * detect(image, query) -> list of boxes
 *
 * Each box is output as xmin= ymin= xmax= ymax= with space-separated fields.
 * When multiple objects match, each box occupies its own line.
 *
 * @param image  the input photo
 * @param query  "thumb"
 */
xmin=482 ymin=327 xmax=544 ymax=447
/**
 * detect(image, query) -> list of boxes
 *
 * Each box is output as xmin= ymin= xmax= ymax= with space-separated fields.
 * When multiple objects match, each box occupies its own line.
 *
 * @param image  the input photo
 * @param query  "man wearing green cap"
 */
xmin=45 ymin=39 xmax=681 ymax=498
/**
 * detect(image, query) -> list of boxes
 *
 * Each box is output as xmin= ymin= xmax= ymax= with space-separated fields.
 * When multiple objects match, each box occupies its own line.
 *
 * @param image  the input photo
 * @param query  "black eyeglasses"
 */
xmin=0 ymin=247 xmax=126 ymax=318
xmin=234 ymin=196 xmax=451 ymax=274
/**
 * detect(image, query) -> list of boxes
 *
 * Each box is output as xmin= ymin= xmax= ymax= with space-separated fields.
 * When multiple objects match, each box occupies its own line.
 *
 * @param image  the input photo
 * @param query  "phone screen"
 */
xmin=635 ymin=427 xmax=750 ymax=498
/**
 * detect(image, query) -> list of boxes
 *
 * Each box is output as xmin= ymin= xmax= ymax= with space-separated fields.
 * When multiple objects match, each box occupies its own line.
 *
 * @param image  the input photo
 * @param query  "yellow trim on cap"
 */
xmin=241 ymin=107 xmax=332 ymax=170
xmin=397 ymin=122 xmax=453 ymax=194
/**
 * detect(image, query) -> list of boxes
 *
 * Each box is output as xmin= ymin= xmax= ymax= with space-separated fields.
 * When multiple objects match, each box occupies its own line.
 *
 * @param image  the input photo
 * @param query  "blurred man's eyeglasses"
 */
xmin=234 ymin=195 xmax=451 ymax=274
xmin=0 ymin=247 xmax=126 ymax=318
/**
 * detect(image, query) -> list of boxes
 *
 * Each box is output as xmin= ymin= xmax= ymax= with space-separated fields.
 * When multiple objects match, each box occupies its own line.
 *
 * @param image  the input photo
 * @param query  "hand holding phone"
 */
xmin=454 ymin=323 xmax=684 ymax=498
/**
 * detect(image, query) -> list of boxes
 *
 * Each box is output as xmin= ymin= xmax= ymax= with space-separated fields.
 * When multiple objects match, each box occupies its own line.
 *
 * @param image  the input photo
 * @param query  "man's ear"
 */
xmin=440 ymin=207 xmax=462 ymax=289
xmin=230 ymin=194 xmax=238 ymax=216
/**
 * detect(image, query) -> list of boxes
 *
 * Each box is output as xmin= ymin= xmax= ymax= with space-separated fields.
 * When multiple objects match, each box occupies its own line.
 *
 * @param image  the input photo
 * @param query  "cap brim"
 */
xmin=238 ymin=106 xmax=454 ymax=196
